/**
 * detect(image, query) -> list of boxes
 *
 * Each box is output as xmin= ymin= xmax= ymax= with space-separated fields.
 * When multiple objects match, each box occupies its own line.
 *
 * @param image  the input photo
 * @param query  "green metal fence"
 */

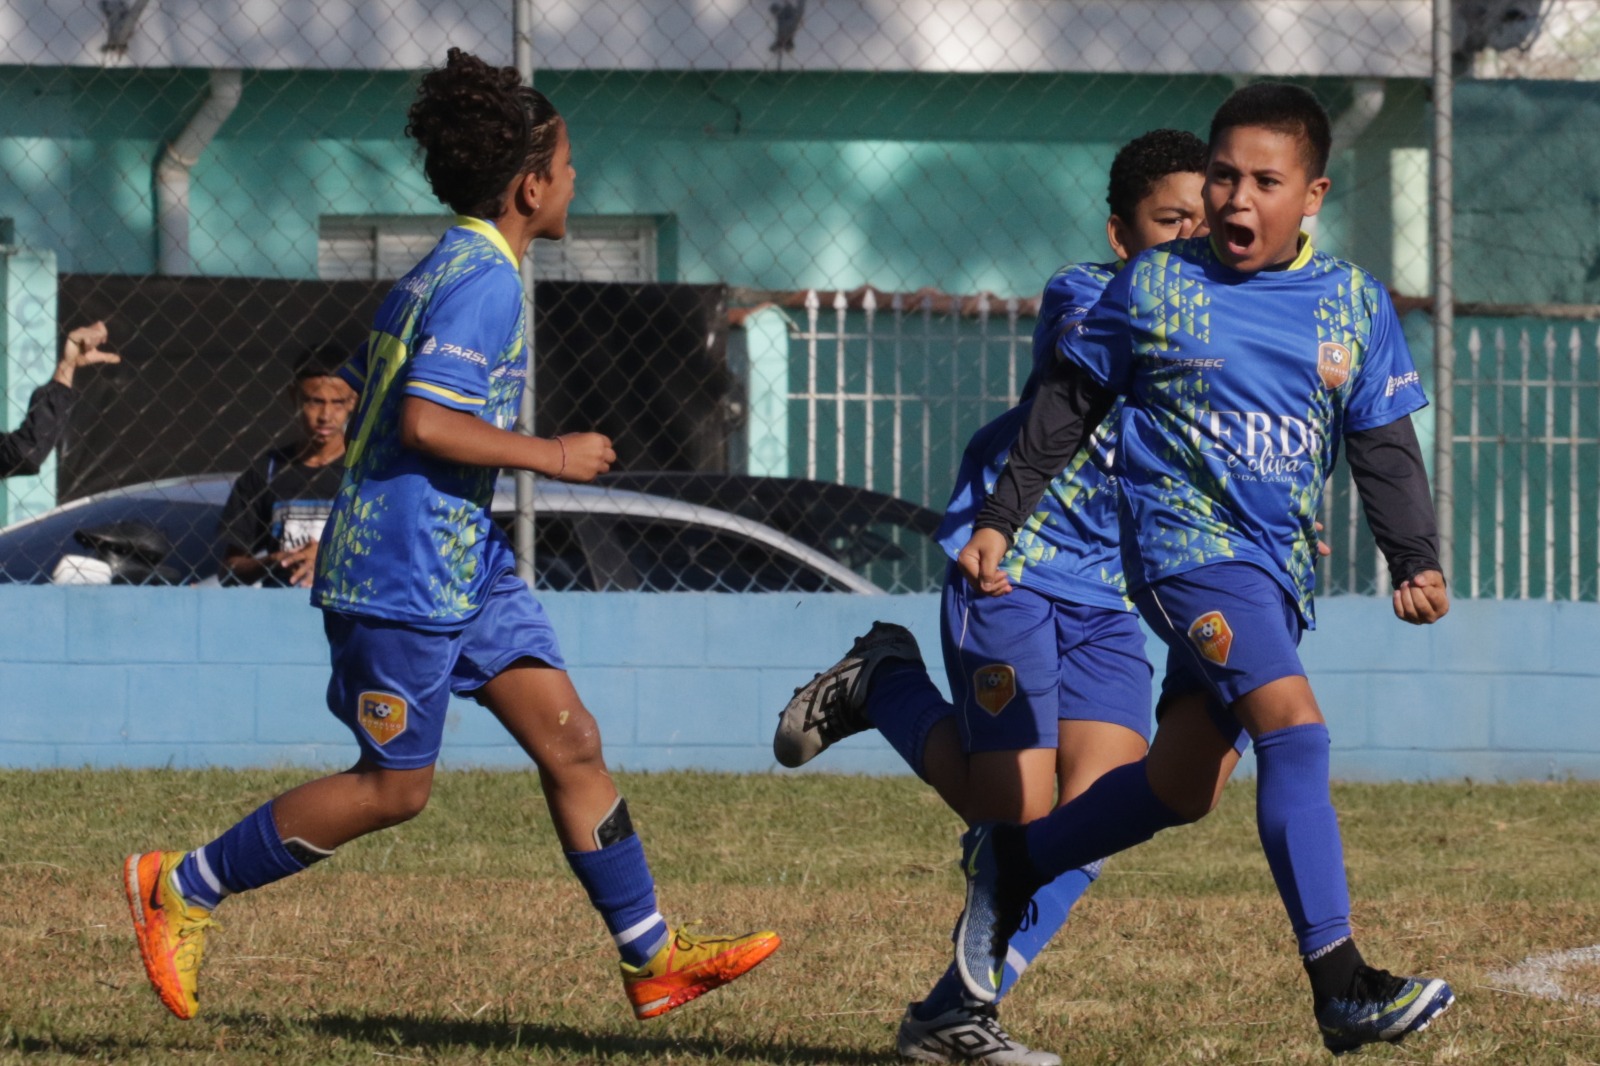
xmin=768 ymin=297 xmax=1600 ymax=600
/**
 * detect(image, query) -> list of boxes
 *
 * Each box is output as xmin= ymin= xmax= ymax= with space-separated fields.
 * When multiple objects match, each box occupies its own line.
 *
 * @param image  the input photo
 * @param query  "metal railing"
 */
xmin=1455 ymin=321 xmax=1600 ymax=602
xmin=779 ymin=292 xmax=1600 ymax=602
xmin=789 ymin=288 xmax=1034 ymax=509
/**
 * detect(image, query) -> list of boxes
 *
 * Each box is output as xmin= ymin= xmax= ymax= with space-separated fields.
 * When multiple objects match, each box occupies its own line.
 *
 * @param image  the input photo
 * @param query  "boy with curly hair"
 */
xmin=124 ymin=48 xmax=778 ymax=1024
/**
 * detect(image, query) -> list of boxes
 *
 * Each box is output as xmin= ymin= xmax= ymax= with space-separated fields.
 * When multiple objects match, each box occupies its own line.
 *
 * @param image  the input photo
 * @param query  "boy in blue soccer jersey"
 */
xmin=123 ymin=48 xmax=778 ymax=1024
xmin=774 ymin=131 xmax=1210 ymax=1065
xmin=952 ymin=83 xmax=1453 ymax=1056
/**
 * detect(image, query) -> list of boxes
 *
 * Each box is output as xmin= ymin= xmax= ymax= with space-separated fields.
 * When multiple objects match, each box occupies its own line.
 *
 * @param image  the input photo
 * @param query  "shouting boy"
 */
xmin=954 ymin=83 xmax=1453 ymax=1056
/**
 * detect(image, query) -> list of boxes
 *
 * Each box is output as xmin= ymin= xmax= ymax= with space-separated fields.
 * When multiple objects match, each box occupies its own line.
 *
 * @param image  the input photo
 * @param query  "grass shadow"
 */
xmin=232 ymin=1010 xmax=892 ymax=1064
xmin=4 ymin=1034 xmax=162 ymax=1056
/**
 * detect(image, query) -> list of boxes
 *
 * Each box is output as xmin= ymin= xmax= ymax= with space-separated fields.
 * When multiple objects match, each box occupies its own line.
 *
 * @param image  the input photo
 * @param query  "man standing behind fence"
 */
xmin=219 ymin=352 xmax=356 ymax=587
xmin=0 ymin=320 xmax=120 ymax=478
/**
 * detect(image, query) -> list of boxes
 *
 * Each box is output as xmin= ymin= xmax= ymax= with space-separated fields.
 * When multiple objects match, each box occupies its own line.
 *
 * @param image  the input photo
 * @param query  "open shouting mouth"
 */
xmin=1221 ymin=221 xmax=1255 ymax=259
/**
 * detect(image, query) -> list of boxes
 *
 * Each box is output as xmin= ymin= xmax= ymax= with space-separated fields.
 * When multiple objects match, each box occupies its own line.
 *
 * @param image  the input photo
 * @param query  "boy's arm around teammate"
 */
xmin=959 ymin=269 xmax=1136 ymax=594
xmin=958 ymin=360 xmax=1115 ymax=594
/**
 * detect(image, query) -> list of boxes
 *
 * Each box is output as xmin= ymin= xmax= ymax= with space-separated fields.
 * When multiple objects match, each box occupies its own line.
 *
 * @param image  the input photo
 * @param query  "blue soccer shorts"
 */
xmin=940 ymin=564 xmax=1152 ymax=753
xmin=323 ymin=568 xmax=566 ymax=770
xmin=1133 ymin=560 xmax=1307 ymax=753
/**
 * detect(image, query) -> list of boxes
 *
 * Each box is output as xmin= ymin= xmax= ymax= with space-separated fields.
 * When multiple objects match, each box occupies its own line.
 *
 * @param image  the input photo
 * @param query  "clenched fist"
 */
xmin=553 ymin=432 xmax=616 ymax=482
xmin=956 ymin=527 xmax=1014 ymax=597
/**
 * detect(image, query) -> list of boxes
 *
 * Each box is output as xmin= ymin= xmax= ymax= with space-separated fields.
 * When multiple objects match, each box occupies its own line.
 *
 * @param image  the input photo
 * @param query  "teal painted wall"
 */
xmin=0 ymin=68 xmax=1419 ymax=293
xmin=0 ymin=67 xmax=1588 ymax=302
xmin=1453 ymin=79 xmax=1600 ymax=305
xmin=0 ymin=69 xmax=424 ymax=277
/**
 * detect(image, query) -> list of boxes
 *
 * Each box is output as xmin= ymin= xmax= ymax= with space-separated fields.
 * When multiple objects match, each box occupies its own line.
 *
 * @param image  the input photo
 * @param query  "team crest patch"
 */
xmin=1317 ymin=342 xmax=1352 ymax=391
xmin=358 ymin=691 xmax=408 ymax=746
xmin=1187 ymin=611 xmax=1234 ymax=666
xmin=972 ymin=664 xmax=1017 ymax=716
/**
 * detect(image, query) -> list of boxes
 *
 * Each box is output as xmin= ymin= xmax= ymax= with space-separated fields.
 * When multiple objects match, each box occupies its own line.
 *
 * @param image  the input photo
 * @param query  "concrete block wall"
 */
xmin=0 ymin=587 xmax=1596 ymax=781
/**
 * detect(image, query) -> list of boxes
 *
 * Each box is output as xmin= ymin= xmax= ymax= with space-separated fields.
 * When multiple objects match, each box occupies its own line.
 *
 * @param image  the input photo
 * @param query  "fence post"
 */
xmin=0 ymin=244 xmax=58 ymax=525
xmin=804 ymin=288 xmax=819 ymax=480
xmin=1431 ymin=0 xmax=1456 ymax=583
xmin=513 ymin=0 xmax=538 ymax=586
xmin=743 ymin=306 xmax=791 ymax=476
xmin=833 ymin=289 xmax=848 ymax=485
xmin=862 ymin=287 xmax=877 ymax=490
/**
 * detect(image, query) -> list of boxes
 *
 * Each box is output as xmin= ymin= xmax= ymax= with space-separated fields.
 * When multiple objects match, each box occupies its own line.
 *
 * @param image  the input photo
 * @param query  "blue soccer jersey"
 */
xmin=936 ymin=261 xmax=1130 ymax=611
xmin=312 ymin=216 xmax=528 ymax=627
xmin=1062 ymin=235 xmax=1426 ymax=626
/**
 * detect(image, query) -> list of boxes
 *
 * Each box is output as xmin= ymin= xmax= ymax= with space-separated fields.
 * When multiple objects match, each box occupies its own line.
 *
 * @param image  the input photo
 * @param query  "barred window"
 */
xmin=533 ymin=216 xmax=659 ymax=283
xmin=317 ymin=215 xmax=659 ymax=282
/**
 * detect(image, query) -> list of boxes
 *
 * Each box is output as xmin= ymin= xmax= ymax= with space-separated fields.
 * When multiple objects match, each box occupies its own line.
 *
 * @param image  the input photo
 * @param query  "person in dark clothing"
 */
xmin=219 ymin=358 xmax=357 ymax=587
xmin=0 ymin=320 xmax=121 ymax=477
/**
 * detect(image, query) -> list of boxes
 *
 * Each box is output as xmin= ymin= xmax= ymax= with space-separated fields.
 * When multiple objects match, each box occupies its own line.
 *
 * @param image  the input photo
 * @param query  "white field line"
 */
xmin=1485 ymin=944 xmax=1600 ymax=1006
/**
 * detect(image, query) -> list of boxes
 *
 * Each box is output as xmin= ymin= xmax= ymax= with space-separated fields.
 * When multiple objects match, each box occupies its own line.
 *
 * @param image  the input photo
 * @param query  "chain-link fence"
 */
xmin=0 ymin=1 xmax=1597 ymax=598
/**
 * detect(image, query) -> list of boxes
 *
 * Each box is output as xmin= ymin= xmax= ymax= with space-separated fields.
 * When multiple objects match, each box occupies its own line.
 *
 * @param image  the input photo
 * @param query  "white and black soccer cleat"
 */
xmin=772 ymin=620 xmax=922 ymax=768
xmin=896 ymin=1000 xmax=1062 ymax=1065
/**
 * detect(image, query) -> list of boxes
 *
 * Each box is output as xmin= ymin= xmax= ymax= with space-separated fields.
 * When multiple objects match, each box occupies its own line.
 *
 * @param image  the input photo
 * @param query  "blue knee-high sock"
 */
xmin=998 ymin=861 xmax=1100 ymax=997
xmin=565 ymin=834 xmax=670 ymax=968
xmin=1253 ymin=723 xmax=1352 ymax=957
xmin=172 ymin=802 xmax=329 ymax=910
xmin=917 ymin=962 xmax=970 ymax=1017
xmin=865 ymin=660 xmax=955 ymax=782
xmin=914 ymin=861 xmax=1102 ymax=1019
xmin=1021 ymin=759 xmax=1187 ymax=882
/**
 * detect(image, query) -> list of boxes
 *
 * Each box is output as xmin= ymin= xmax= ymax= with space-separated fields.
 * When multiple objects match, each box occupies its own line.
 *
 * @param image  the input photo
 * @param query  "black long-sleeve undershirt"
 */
xmin=1343 ymin=415 xmax=1441 ymax=586
xmin=0 ymin=380 xmax=73 ymax=478
xmin=974 ymin=357 xmax=1114 ymax=541
xmin=973 ymin=358 xmax=1442 ymax=588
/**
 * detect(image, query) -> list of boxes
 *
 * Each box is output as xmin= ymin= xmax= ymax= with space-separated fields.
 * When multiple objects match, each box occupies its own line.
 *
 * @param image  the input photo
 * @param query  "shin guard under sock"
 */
xmin=172 ymin=802 xmax=330 ymax=910
xmin=565 ymin=833 xmax=669 ymax=967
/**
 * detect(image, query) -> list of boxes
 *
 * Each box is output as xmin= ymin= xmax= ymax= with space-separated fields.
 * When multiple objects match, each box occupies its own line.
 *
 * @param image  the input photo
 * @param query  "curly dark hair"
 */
xmin=1209 ymin=82 xmax=1332 ymax=178
xmin=405 ymin=47 xmax=564 ymax=217
xmin=1106 ymin=129 xmax=1208 ymax=222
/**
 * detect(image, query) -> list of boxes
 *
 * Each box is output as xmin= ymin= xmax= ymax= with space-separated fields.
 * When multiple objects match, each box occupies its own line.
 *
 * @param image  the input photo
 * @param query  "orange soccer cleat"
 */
xmin=621 ymin=926 xmax=781 ymax=1020
xmin=123 ymin=851 xmax=218 ymax=1020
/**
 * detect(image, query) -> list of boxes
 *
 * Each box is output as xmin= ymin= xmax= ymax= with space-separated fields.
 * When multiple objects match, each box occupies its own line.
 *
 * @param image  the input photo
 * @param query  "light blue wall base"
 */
xmin=0 ymin=588 xmax=1595 ymax=781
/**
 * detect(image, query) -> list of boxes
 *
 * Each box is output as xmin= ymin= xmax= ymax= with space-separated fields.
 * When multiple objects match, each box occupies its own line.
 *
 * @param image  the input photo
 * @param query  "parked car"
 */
xmin=0 ymin=473 xmax=941 ymax=593
xmin=594 ymin=471 xmax=939 ymax=574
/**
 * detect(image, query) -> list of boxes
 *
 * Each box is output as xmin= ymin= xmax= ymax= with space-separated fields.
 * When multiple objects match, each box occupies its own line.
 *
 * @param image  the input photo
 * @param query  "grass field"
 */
xmin=3 ymin=768 xmax=1599 ymax=1064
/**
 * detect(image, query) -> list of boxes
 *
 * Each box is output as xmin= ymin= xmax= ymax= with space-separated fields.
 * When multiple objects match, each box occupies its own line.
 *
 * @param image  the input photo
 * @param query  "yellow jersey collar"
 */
xmin=1287 ymin=230 xmax=1315 ymax=270
xmin=454 ymin=215 xmax=518 ymax=268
